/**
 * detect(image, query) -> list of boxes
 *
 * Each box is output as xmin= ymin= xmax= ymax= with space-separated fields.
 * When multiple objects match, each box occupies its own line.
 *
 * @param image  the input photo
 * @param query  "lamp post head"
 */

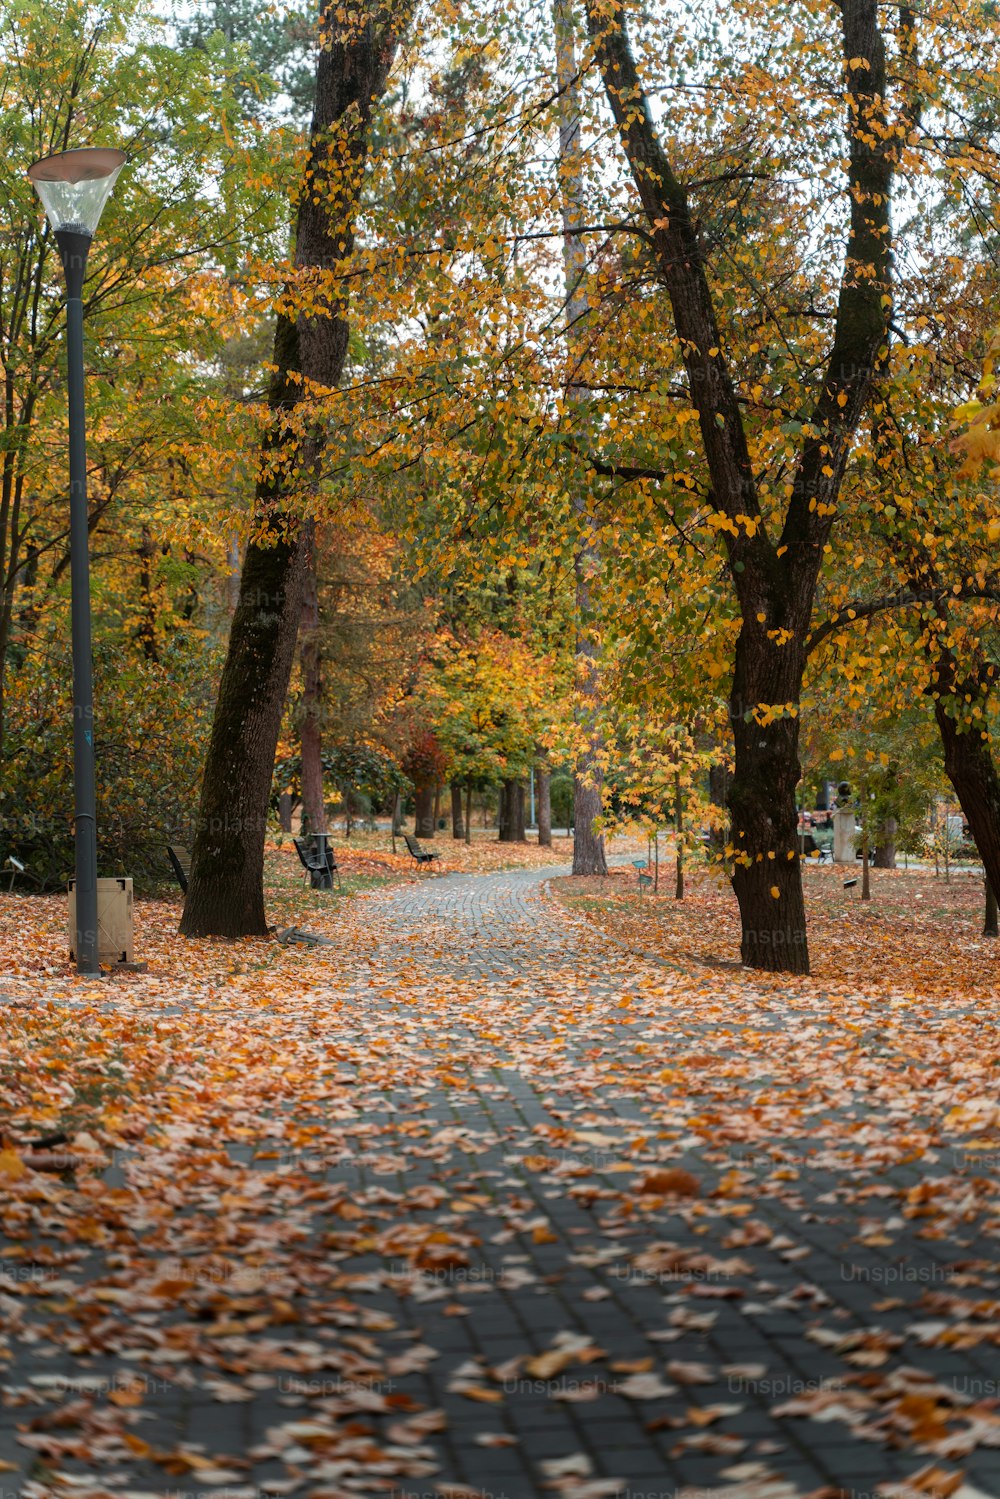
xmin=28 ymin=147 xmax=126 ymax=238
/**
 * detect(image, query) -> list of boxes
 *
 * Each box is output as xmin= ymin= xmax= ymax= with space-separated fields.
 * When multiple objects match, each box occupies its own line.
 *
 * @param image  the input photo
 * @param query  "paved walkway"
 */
xmin=2 ymin=864 xmax=1000 ymax=1498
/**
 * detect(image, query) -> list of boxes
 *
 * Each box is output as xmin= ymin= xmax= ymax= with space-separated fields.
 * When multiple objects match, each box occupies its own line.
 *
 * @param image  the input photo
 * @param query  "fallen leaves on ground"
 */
xmin=0 ymin=854 xmax=997 ymax=1496
xmin=550 ymin=862 xmax=1000 ymax=1000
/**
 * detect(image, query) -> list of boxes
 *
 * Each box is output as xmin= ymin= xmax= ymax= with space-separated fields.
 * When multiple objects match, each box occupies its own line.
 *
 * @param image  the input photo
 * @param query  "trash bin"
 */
xmin=68 ymin=876 xmax=133 ymax=965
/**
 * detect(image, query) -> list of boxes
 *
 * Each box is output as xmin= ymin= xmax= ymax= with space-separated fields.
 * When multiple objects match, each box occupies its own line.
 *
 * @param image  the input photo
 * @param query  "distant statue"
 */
xmin=833 ymin=780 xmax=856 ymax=863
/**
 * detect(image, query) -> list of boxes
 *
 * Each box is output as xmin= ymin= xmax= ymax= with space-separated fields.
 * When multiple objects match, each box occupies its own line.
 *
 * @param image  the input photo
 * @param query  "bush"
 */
xmin=1 ymin=640 xmax=216 ymax=892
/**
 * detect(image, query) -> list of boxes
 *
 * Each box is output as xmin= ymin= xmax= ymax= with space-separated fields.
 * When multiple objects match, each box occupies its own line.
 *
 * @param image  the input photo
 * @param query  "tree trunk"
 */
xmin=392 ymin=789 xmax=403 ymax=835
xmin=933 ymin=694 xmax=1000 ymax=911
xmin=136 ymin=525 xmax=158 ymax=662
xmin=587 ymin=0 xmax=894 ymax=971
xmin=451 ymin=781 xmax=465 ymax=839
xmin=225 ymin=536 xmax=242 ymax=615
xmin=553 ymin=0 xmax=608 ymax=881
xmin=498 ymin=779 xmax=526 ymax=842
xmin=180 ymin=1 xmax=406 ymax=937
xmin=728 ymin=637 xmax=810 ymax=973
xmin=572 ymin=776 xmax=606 ymax=873
xmin=278 ymin=792 xmax=293 ymax=833
xmin=985 ymin=880 xmax=998 ymax=938
xmin=465 ymin=782 xmax=472 ymax=846
xmin=180 ymin=498 xmax=309 ymax=936
xmin=433 ymin=782 xmax=441 ymax=832
xmin=861 ymin=823 xmax=871 ymax=901
xmin=674 ymin=770 xmax=684 ymax=900
xmin=414 ymin=782 xmax=435 ymax=838
xmin=536 ymin=764 xmax=552 ymax=847
xmin=873 ymin=817 xmax=896 ymax=869
xmin=299 ymin=520 xmax=326 ymax=836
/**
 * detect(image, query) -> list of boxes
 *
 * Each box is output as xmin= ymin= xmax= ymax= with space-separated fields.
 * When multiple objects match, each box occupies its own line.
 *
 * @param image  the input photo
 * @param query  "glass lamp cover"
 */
xmin=27 ymin=148 xmax=126 ymax=237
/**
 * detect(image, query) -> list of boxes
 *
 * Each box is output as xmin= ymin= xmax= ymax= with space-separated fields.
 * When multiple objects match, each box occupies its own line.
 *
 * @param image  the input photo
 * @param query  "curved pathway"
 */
xmin=2 ymin=863 xmax=999 ymax=1499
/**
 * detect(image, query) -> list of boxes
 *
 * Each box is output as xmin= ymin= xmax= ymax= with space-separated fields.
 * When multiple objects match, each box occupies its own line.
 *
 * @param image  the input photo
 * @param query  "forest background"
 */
xmin=3 ymin=0 xmax=1000 ymax=975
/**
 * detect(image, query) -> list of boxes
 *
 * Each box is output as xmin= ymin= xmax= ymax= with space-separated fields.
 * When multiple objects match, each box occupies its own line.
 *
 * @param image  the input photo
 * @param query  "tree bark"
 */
xmin=413 ymin=782 xmax=435 ymax=838
xmin=536 ymin=764 xmax=552 ymax=846
xmin=572 ymin=777 xmax=606 ymax=873
xmin=299 ymin=519 xmax=326 ymax=836
xmin=932 ymin=685 xmax=1000 ymax=912
xmin=136 ymin=525 xmax=158 ymax=662
xmin=180 ymin=0 xmax=406 ymax=937
xmin=986 ymin=880 xmax=998 ymax=938
xmin=674 ymin=770 xmax=684 ymax=900
xmin=498 ymin=779 xmax=527 ymax=842
xmin=728 ymin=653 xmax=810 ymax=971
xmin=278 ymin=792 xmax=294 ymax=833
xmin=451 ymin=781 xmax=465 ymax=839
xmin=465 ymin=782 xmax=472 ymax=845
xmin=873 ymin=817 xmax=896 ymax=869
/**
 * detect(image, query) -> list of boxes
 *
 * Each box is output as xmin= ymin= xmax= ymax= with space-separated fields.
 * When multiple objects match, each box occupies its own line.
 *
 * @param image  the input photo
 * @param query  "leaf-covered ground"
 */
xmin=550 ymin=863 xmax=1000 ymax=1001
xmin=0 ymin=854 xmax=998 ymax=1499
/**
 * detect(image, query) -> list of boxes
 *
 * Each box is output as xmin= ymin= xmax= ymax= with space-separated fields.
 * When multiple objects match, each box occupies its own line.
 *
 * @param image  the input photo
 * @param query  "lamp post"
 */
xmin=28 ymin=147 xmax=125 ymax=975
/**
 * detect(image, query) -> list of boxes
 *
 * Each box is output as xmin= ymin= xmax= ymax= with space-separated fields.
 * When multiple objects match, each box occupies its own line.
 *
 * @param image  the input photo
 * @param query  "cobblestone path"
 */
xmin=2 ymin=863 xmax=999 ymax=1499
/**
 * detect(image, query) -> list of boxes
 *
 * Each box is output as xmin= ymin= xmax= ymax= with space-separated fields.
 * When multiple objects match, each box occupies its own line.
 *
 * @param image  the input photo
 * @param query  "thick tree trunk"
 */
xmin=413 ymin=782 xmax=435 ymax=838
xmin=873 ymin=817 xmax=896 ymax=869
xmin=572 ymin=775 xmax=606 ymax=873
xmin=299 ymin=520 xmax=326 ymax=836
xmin=933 ymin=695 xmax=1000 ymax=912
xmin=986 ymin=880 xmax=998 ymax=938
xmin=181 ymin=487 xmax=309 ymax=936
xmin=278 ymin=792 xmax=294 ymax=833
xmin=587 ymin=0 xmax=894 ymax=971
xmin=451 ymin=781 xmax=465 ymax=839
xmin=537 ymin=765 xmax=552 ymax=847
xmin=728 ymin=636 xmax=810 ymax=973
xmin=392 ymin=790 xmax=403 ymax=835
xmin=498 ymin=779 xmax=527 ymax=842
xmin=180 ymin=1 xmax=405 ymax=937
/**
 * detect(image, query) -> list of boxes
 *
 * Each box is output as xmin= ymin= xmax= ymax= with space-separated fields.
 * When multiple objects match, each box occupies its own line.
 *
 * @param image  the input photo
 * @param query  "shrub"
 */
xmin=1 ymin=640 xmax=216 ymax=892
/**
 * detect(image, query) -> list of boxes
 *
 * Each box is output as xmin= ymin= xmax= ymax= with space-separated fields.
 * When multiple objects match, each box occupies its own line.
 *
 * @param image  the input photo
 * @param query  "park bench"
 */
xmin=166 ymin=846 xmax=191 ymax=893
xmin=632 ymin=858 xmax=653 ymax=893
xmin=403 ymin=832 xmax=440 ymax=866
xmin=294 ymin=836 xmax=341 ymax=891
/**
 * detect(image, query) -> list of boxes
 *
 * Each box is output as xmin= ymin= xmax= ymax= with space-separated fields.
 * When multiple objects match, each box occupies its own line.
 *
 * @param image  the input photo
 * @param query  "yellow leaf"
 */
xmin=0 ymin=1149 xmax=27 ymax=1181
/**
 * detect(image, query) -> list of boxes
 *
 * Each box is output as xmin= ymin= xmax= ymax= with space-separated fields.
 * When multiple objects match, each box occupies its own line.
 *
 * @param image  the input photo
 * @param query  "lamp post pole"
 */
xmin=28 ymin=148 xmax=125 ymax=976
xmin=60 ymin=229 xmax=99 ymax=974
